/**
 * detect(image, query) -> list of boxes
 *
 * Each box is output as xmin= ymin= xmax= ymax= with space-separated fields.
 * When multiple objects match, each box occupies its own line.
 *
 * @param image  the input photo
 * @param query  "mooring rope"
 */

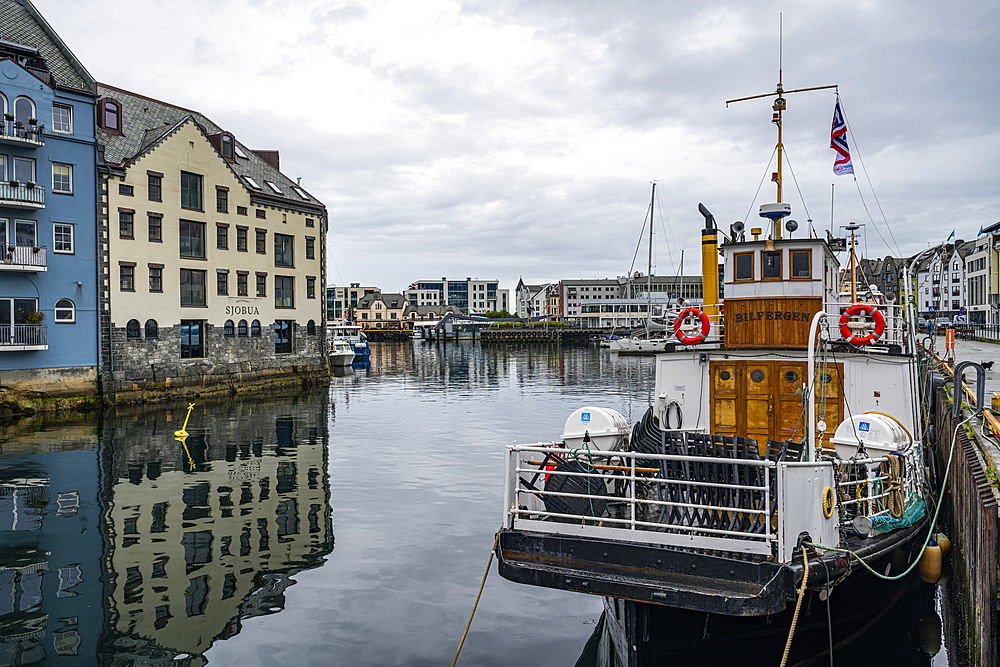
xmin=779 ymin=545 xmax=810 ymax=667
xmin=451 ymin=528 xmax=501 ymax=667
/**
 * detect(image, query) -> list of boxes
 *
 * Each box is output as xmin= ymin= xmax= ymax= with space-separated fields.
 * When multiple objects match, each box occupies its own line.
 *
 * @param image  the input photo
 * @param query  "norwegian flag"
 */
xmin=830 ymin=97 xmax=854 ymax=176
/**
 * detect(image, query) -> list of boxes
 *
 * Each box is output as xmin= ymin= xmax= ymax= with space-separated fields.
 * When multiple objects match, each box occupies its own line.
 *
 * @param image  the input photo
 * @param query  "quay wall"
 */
xmin=103 ymin=321 xmax=328 ymax=404
xmin=480 ymin=328 xmax=602 ymax=343
xmin=933 ymin=378 xmax=999 ymax=666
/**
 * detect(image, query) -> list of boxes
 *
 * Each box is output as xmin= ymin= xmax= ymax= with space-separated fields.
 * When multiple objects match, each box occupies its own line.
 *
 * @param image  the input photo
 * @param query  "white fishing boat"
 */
xmin=328 ymin=338 xmax=356 ymax=367
xmin=327 ymin=324 xmax=370 ymax=360
xmin=496 ymin=77 xmax=947 ymax=664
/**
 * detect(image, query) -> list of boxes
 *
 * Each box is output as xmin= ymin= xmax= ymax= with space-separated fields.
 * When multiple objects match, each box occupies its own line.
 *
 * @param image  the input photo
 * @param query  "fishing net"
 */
xmin=871 ymin=491 xmax=925 ymax=534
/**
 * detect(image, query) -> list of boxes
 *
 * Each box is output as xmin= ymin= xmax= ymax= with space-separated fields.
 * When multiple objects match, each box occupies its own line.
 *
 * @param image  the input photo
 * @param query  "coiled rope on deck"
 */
xmin=451 ymin=529 xmax=501 ymax=667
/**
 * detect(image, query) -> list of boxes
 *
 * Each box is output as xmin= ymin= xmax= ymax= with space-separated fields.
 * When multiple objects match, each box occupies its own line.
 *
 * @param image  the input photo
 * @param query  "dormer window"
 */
xmin=221 ymin=134 xmax=234 ymax=160
xmin=98 ymin=98 xmax=122 ymax=134
xmin=264 ymin=180 xmax=283 ymax=195
xmin=244 ymin=176 xmax=261 ymax=189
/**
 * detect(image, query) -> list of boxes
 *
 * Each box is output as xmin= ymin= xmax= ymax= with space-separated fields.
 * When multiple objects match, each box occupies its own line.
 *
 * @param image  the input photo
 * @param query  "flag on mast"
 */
xmin=830 ymin=96 xmax=854 ymax=176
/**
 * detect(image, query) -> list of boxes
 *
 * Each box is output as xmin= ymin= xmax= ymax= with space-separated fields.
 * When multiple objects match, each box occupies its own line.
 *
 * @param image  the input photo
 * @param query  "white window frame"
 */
xmin=14 ymin=219 xmax=36 ymax=247
xmin=0 ymin=155 xmax=5 ymax=181
xmin=52 ymin=103 xmax=73 ymax=134
xmin=54 ymin=298 xmax=75 ymax=323
xmin=13 ymin=156 xmax=35 ymax=183
xmin=244 ymin=176 xmax=261 ymax=189
xmin=13 ymin=96 xmax=35 ymax=126
xmin=264 ymin=180 xmax=283 ymax=194
xmin=52 ymin=162 xmax=73 ymax=194
xmin=53 ymin=223 xmax=74 ymax=254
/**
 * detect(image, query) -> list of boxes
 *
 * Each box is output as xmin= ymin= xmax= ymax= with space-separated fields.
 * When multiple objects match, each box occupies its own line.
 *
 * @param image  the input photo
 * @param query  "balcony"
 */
xmin=0 ymin=119 xmax=44 ymax=148
xmin=0 ymin=325 xmax=47 ymax=351
xmin=0 ymin=244 xmax=47 ymax=271
xmin=0 ymin=182 xmax=45 ymax=209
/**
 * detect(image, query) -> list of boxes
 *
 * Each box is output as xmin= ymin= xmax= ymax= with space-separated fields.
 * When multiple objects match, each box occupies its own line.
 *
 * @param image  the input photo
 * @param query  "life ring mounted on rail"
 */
xmin=674 ymin=307 xmax=711 ymax=345
xmin=839 ymin=303 xmax=886 ymax=346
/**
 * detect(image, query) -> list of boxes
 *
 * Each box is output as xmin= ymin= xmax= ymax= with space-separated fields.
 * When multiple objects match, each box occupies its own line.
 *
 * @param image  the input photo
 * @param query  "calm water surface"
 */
xmin=0 ymin=341 xmax=953 ymax=665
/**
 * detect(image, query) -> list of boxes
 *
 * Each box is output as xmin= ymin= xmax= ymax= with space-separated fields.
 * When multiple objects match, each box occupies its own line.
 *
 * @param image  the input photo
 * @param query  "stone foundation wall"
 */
xmin=0 ymin=365 xmax=97 ymax=396
xmin=106 ymin=321 xmax=328 ymax=403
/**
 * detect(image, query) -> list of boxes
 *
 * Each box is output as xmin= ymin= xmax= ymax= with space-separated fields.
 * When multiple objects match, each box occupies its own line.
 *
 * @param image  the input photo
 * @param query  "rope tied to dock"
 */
xmin=450 ymin=528 xmax=501 ymax=667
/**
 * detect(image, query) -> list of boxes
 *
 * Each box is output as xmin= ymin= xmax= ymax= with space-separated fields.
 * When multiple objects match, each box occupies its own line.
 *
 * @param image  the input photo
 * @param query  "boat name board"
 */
xmin=723 ymin=297 xmax=823 ymax=349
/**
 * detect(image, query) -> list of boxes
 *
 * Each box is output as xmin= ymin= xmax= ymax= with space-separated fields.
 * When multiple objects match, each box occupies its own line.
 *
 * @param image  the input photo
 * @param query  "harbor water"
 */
xmin=0 ymin=341 xmax=958 ymax=665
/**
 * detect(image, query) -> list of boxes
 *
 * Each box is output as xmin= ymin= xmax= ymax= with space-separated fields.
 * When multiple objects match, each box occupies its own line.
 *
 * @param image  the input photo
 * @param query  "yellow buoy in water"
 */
xmin=935 ymin=533 xmax=951 ymax=558
xmin=174 ymin=403 xmax=195 ymax=438
xmin=919 ymin=539 xmax=942 ymax=584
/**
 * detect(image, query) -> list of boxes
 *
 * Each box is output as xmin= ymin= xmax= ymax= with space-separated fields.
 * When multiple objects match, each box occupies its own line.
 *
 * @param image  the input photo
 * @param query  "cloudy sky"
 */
xmin=39 ymin=0 xmax=999 ymax=292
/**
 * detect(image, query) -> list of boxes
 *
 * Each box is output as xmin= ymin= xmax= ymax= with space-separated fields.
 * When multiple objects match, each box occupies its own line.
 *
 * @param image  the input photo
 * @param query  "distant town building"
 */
xmin=96 ymin=85 xmax=328 ymax=398
xmin=0 ymin=0 xmax=99 ymax=395
xmin=326 ymin=283 xmax=379 ymax=324
xmin=966 ymin=222 xmax=1000 ymax=325
xmin=914 ymin=241 xmax=975 ymax=321
xmin=514 ymin=280 xmax=552 ymax=318
xmin=356 ymin=292 xmax=408 ymax=327
xmin=857 ymin=256 xmax=904 ymax=301
xmin=557 ymin=275 xmax=706 ymax=327
xmin=404 ymin=277 xmax=508 ymax=313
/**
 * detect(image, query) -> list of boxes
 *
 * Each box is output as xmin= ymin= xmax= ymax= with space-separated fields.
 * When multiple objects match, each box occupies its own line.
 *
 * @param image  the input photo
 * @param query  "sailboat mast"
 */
xmin=647 ymin=183 xmax=654 ymax=328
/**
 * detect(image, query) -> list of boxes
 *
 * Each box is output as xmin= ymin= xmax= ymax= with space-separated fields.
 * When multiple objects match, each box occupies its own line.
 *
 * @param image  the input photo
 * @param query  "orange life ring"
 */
xmin=674 ymin=307 xmax=710 ymax=345
xmin=839 ymin=303 xmax=886 ymax=345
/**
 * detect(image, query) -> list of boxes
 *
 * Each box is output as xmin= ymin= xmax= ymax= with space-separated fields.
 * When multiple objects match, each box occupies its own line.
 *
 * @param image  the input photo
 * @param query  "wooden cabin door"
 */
xmin=710 ymin=360 xmax=830 ymax=454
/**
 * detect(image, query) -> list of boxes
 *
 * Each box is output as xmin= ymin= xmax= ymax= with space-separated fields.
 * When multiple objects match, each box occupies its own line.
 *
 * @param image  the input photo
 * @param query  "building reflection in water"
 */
xmin=98 ymin=392 xmax=334 ymax=664
xmin=0 ymin=391 xmax=332 ymax=666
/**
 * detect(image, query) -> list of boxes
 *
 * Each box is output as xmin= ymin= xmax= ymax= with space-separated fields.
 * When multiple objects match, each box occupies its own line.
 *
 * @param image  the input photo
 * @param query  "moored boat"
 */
xmin=328 ymin=324 xmax=370 ymax=361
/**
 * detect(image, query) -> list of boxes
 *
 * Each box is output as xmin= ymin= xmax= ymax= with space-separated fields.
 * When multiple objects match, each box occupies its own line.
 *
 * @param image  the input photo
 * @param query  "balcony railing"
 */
xmin=0 ymin=325 xmax=48 ymax=350
xmin=0 ymin=181 xmax=45 ymax=209
xmin=0 ymin=119 xmax=44 ymax=147
xmin=0 ymin=244 xmax=47 ymax=271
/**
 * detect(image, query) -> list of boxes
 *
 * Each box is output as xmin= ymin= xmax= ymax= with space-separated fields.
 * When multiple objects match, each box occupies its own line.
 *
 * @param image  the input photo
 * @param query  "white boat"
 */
xmin=328 ymin=338 xmax=356 ymax=366
xmin=328 ymin=324 xmax=370 ymax=360
xmin=496 ymin=76 xmax=945 ymax=663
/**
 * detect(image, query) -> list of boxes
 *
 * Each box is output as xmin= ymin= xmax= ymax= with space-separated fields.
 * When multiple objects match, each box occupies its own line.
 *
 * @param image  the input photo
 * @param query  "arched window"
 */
xmin=145 ymin=319 xmax=158 ymax=339
xmin=126 ymin=319 xmax=140 ymax=339
xmin=307 ymin=319 xmax=316 ymax=335
xmin=224 ymin=319 xmax=235 ymax=336
xmin=237 ymin=319 xmax=248 ymax=337
xmin=251 ymin=319 xmax=261 ymax=337
xmin=0 ymin=93 xmax=6 ymax=118
xmin=14 ymin=97 xmax=34 ymax=128
xmin=54 ymin=299 xmax=75 ymax=322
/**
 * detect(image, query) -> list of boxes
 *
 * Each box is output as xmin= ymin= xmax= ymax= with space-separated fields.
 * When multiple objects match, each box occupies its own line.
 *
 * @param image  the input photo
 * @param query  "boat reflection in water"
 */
xmin=574 ymin=578 xmax=946 ymax=666
xmin=0 ymin=392 xmax=333 ymax=665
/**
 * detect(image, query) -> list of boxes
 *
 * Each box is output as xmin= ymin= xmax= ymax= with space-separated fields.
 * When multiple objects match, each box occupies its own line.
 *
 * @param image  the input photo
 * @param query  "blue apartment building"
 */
xmin=0 ymin=0 xmax=98 ymax=395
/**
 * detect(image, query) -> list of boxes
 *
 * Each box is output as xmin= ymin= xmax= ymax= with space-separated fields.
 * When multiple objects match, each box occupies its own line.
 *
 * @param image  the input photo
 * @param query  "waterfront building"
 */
xmin=857 ymin=256 xmax=904 ymax=301
xmin=356 ymin=291 xmax=408 ymax=327
xmin=514 ymin=280 xmax=552 ymax=318
xmin=95 ymin=85 xmax=328 ymax=398
xmin=404 ymin=277 xmax=508 ymax=313
xmin=326 ymin=283 xmax=378 ymax=325
xmin=557 ymin=275 xmax=706 ymax=327
xmin=0 ymin=0 xmax=99 ymax=395
xmin=406 ymin=304 xmax=463 ymax=326
xmin=914 ymin=241 xmax=975 ymax=321
xmin=966 ymin=222 xmax=1000 ymax=325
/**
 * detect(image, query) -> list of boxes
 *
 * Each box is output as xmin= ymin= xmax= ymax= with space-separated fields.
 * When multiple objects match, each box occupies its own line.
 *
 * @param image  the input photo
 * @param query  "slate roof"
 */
xmin=358 ymin=293 xmax=408 ymax=309
xmin=409 ymin=304 xmax=462 ymax=316
xmin=97 ymin=83 xmax=325 ymax=214
xmin=0 ymin=0 xmax=94 ymax=94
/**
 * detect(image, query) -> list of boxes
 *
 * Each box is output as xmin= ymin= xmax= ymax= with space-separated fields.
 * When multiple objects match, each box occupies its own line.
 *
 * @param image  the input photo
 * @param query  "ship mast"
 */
xmin=838 ymin=222 xmax=862 ymax=302
xmin=726 ymin=30 xmax=837 ymax=240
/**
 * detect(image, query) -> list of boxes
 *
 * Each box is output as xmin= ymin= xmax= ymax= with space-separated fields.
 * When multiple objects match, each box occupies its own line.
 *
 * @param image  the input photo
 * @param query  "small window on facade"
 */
xmin=306 ymin=276 xmax=315 ymax=299
xmin=237 ymin=206 xmax=248 ymax=216
xmin=305 ymin=237 xmax=315 ymax=259
xmin=305 ymin=218 xmax=315 ymax=228
xmin=179 ymin=220 xmax=206 ymax=258
xmin=790 ymin=250 xmax=811 ymax=278
xmin=256 ymin=230 xmax=266 ymax=254
xmin=148 ymin=214 xmax=162 ymax=242
xmin=145 ymin=319 xmax=158 ymax=338
xmin=237 ymin=319 xmax=248 ymax=337
xmin=54 ymin=299 xmax=75 ymax=322
xmin=224 ymin=319 xmax=235 ymax=336
xmin=180 ymin=172 xmax=202 ymax=211
xmin=217 ymin=224 xmax=228 ymax=250
xmin=255 ymin=209 xmax=266 ymax=219
xmin=307 ymin=320 xmax=316 ymax=335
xmin=250 ymin=319 xmax=261 ymax=337
xmin=120 ymin=265 xmax=135 ymax=291
xmin=236 ymin=226 xmax=247 ymax=252
xmin=52 ymin=103 xmax=72 ymax=134
xmin=52 ymin=163 xmax=72 ymax=194
xmin=149 ymin=266 xmax=162 ymax=292
xmin=221 ymin=135 xmax=234 ymax=160
xmin=148 ymin=174 xmax=162 ymax=201
xmin=256 ymin=273 xmax=266 ymax=297
xmin=762 ymin=251 xmax=782 ymax=280
xmin=216 ymin=188 xmax=228 ymax=213
xmin=53 ymin=223 xmax=74 ymax=253
xmin=217 ymin=271 xmax=228 ymax=296
xmin=119 ymin=183 xmax=133 ymax=196
xmin=734 ymin=252 xmax=753 ymax=281
xmin=126 ymin=319 xmax=141 ymax=339
xmin=119 ymin=211 xmax=134 ymax=238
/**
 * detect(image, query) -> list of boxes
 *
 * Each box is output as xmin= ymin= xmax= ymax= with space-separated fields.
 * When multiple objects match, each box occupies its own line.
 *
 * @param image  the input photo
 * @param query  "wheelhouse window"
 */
xmin=52 ymin=103 xmax=72 ymax=134
xmin=54 ymin=299 xmax=75 ymax=322
xmin=274 ymin=234 xmax=293 ymax=267
xmin=274 ymin=320 xmax=292 ymax=354
xmin=180 ymin=171 xmax=202 ymax=211
xmin=790 ymin=250 xmax=811 ymax=279
xmin=734 ymin=252 xmax=753 ymax=281
xmin=275 ymin=276 xmax=294 ymax=308
xmin=180 ymin=269 xmax=206 ymax=306
xmin=179 ymin=220 xmax=205 ymax=258
xmin=762 ymin=251 xmax=782 ymax=280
